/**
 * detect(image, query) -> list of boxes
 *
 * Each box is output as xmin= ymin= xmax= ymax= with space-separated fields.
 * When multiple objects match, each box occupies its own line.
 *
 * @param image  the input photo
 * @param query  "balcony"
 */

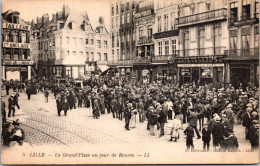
xmin=224 ymin=48 xmax=259 ymax=60
xmin=107 ymin=59 xmax=134 ymax=66
xmin=135 ymin=9 xmax=154 ymax=19
xmin=179 ymin=47 xmax=226 ymax=57
xmin=137 ymin=37 xmax=153 ymax=46
xmin=175 ymin=8 xmax=227 ymax=28
xmin=231 ymin=14 xmax=259 ymax=27
xmin=152 ymin=53 xmax=179 ymax=63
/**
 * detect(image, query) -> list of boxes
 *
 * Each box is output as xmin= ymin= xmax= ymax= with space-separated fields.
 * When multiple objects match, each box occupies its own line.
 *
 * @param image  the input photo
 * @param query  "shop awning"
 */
xmin=97 ymin=65 xmax=110 ymax=73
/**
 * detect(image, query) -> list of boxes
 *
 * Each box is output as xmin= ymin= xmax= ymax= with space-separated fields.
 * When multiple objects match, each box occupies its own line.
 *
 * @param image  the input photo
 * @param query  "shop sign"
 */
xmin=177 ymin=63 xmax=224 ymax=67
xmin=126 ymin=68 xmax=131 ymax=73
xmin=2 ymin=22 xmax=31 ymax=31
xmin=175 ymin=55 xmax=225 ymax=64
xmin=3 ymin=60 xmax=34 ymax=66
xmin=3 ymin=42 xmax=30 ymax=49
xmin=153 ymin=29 xmax=178 ymax=39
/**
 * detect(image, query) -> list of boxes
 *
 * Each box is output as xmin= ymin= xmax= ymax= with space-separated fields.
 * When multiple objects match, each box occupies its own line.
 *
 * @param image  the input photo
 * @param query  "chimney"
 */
xmin=62 ymin=4 xmax=70 ymax=19
xmin=52 ymin=14 xmax=57 ymax=23
xmin=98 ymin=17 xmax=104 ymax=25
xmin=42 ymin=13 xmax=49 ymax=23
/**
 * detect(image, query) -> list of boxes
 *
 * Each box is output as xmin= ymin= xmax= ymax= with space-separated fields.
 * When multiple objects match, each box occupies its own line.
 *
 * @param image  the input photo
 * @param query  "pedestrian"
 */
xmin=8 ymin=94 xmax=15 ymax=117
xmin=110 ymin=97 xmax=117 ymax=118
xmin=158 ymin=105 xmax=167 ymax=137
xmin=188 ymin=106 xmax=201 ymax=139
xmin=184 ymin=123 xmax=194 ymax=150
xmin=220 ymin=131 xmax=239 ymax=151
xmin=1 ymin=97 xmax=6 ymax=124
xmin=56 ymin=96 xmax=62 ymax=116
xmin=169 ymin=115 xmax=181 ymax=142
xmin=43 ymin=88 xmax=49 ymax=102
xmin=124 ymin=101 xmax=132 ymax=130
xmin=5 ymin=82 xmax=10 ymax=95
xmin=77 ymin=90 xmax=84 ymax=108
xmin=93 ymin=95 xmax=100 ymax=119
xmin=137 ymin=99 xmax=145 ymax=123
xmin=211 ymin=115 xmax=224 ymax=149
xmin=61 ymin=96 xmax=69 ymax=116
xmin=118 ymin=98 xmax=124 ymax=121
xmin=148 ymin=106 xmax=158 ymax=136
xmin=166 ymin=97 xmax=174 ymax=120
xmin=202 ymin=123 xmax=211 ymax=151
xmin=243 ymin=107 xmax=253 ymax=140
xmin=224 ymin=104 xmax=234 ymax=132
xmin=26 ymin=85 xmax=32 ymax=100
xmin=13 ymin=92 xmax=20 ymax=109
xmin=10 ymin=120 xmax=25 ymax=146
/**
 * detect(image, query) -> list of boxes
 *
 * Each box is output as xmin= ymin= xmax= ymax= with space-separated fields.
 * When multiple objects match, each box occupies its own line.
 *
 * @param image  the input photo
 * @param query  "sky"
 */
xmin=2 ymin=0 xmax=111 ymax=30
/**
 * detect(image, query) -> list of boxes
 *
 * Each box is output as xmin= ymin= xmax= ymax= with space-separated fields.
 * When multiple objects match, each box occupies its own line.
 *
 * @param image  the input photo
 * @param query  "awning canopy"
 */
xmin=97 ymin=65 xmax=109 ymax=72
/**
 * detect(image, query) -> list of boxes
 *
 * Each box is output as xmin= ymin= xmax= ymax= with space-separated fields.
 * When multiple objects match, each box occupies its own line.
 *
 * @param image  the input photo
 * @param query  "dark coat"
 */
xmin=56 ymin=99 xmax=62 ymax=109
xmin=158 ymin=110 xmax=167 ymax=123
xmin=243 ymin=112 xmax=253 ymax=129
xmin=124 ymin=107 xmax=132 ymax=120
xmin=211 ymin=121 xmax=224 ymax=139
xmin=148 ymin=111 xmax=158 ymax=125
xmin=221 ymin=135 xmax=239 ymax=150
xmin=77 ymin=92 xmax=84 ymax=101
xmin=26 ymin=87 xmax=32 ymax=95
xmin=188 ymin=112 xmax=198 ymax=127
xmin=202 ymin=127 xmax=211 ymax=142
xmin=184 ymin=125 xmax=194 ymax=138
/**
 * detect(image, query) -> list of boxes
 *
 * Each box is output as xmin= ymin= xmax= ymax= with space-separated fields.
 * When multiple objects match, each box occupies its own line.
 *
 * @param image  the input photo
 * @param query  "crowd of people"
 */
xmin=1 ymin=77 xmax=259 ymax=151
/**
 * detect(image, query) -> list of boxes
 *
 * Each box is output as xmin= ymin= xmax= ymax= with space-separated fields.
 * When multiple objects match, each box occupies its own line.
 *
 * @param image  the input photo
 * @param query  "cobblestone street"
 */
xmin=3 ymin=89 xmax=252 ymax=151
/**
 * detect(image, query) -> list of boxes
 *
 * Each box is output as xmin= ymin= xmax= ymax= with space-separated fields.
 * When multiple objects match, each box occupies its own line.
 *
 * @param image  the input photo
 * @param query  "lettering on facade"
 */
xmin=3 ymin=42 xmax=30 ymax=49
xmin=2 ymin=23 xmax=30 ymax=31
xmin=177 ymin=63 xmax=224 ymax=67
xmin=175 ymin=55 xmax=225 ymax=64
xmin=3 ymin=60 xmax=34 ymax=66
xmin=153 ymin=29 xmax=178 ymax=39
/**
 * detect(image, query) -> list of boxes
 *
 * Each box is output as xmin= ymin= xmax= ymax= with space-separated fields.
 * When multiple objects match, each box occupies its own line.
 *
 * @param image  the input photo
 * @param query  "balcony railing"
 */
xmin=175 ymin=8 xmax=227 ymax=27
xmin=180 ymin=47 xmax=226 ymax=57
xmin=229 ymin=13 xmax=259 ymax=27
xmin=152 ymin=53 xmax=178 ymax=63
xmin=224 ymin=48 xmax=259 ymax=60
xmin=137 ymin=37 xmax=153 ymax=45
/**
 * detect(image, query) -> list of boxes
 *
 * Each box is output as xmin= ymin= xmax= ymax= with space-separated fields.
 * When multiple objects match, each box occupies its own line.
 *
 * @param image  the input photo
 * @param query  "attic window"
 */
xmin=13 ymin=16 xmax=19 ymax=24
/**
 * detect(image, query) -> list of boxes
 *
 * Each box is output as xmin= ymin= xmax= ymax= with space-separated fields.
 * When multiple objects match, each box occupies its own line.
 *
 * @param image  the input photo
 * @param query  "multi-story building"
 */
xmin=1 ymin=10 xmax=33 ymax=81
xmin=133 ymin=0 xmax=155 ymax=83
xmin=94 ymin=19 xmax=111 ymax=75
xmin=225 ymin=0 xmax=259 ymax=88
xmin=31 ymin=5 xmax=111 ymax=79
xmin=110 ymin=0 xmax=136 ymax=79
xmin=153 ymin=0 xmax=179 ymax=83
xmin=175 ymin=0 xmax=228 ymax=86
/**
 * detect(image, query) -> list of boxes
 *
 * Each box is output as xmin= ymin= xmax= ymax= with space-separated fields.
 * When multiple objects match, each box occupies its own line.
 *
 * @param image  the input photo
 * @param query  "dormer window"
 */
xmin=13 ymin=16 xmax=19 ymax=24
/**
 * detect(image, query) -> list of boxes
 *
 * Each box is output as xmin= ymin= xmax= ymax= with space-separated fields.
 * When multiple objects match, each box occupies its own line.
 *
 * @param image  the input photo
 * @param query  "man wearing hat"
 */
xmin=224 ymin=104 xmax=234 ymax=132
xmin=188 ymin=106 xmax=201 ymax=139
xmin=243 ymin=107 xmax=253 ymax=140
xmin=124 ymin=101 xmax=132 ymax=130
xmin=211 ymin=115 xmax=224 ymax=149
xmin=1 ymin=96 xmax=6 ymax=124
xmin=10 ymin=120 xmax=25 ymax=146
xmin=56 ymin=96 xmax=62 ymax=116
xmin=8 ymin=94 xmax=16 ymax=117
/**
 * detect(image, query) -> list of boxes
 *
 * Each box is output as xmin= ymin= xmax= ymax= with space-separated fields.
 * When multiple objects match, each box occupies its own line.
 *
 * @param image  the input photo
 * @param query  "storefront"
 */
xmin=176 ymin=55 xmax=225 ymax=87
xmin=2 ymin=60 xmax=33 ymax=81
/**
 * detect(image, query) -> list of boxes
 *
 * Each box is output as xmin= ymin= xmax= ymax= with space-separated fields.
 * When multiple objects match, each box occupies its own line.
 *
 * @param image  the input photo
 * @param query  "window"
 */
xmin=256 ymin=1 xmax=259 ymax=18
xmin=112 ymin=33 xmax=115 ymax=48
xmin=213 ymin=23 xmax=222 ymax=54
xmin=97 ymin=40 xmax=101 ymax=48
xmin=86 ymin=39 xmax=88 ymax=45
xmin=139 ymin=27 xmax=143 ymax=39
xmin=116 ymin=3 xmax=119 ymax=14
xmin=158 ymin=16 xmax=162 ymax=32
xmin=165 ymin=41 xmax=169 ymax=55
xmin=127 ymin=12 xmax=130 ymax=23
xmin=171 ymin=12 xmax=175 ymax=30
xmin=91 ymin=39 xmax=94 ymax=45
xmin=104 ymin=53 xmax=108 ymax=61
xmin=148 ymin=25 xmax=152 ymax=39
xmin=98 ymin=52 xmax=101 ymax=60
xmin=117 ymin=49 xmax=119 ymax=60
xmin=66 ymin=37 xmax=69 ymax=44
xmin=21 ymin=33 xmax=26 ymax=43
xmin=80 ymin=51 xmax=83 ymax=56
xmin=164 ymin=14 xmax=168 ymax=31
xmin=73 ymin=51 xmax=76 ymax=56
xmin=104 ymin=41 xmax=108 ymax=49
xmin=116 ymin=32 xmax=119 ymax=47
xmin=255 ymin=26 xmax=259 ymax=48
xmin=229 ymin=30 xmax=237 ymax=54
xmin=86 ymin=52 xmax=89 ymax=61
xmin=112 ymin=18 xmax=114 ymax=28
xmin=183 ymin=30 xmax=189 ymax=56
xmin=121 ymin=14 xmax=124 ymax=24
xmin=242 ymin=34 xmax=250 ymax=52
xmin=230 ymin=2 xmax=238 ymax=23
xmin=53 ymin=38 xmax=55 ymax=46
xmin=13 ymin=32 xmax=18 ymax=42
xmin=242 ymin=0 xmax=251 ymax=20
xmin=67 ymin=51 xmax=70 ymax=56
xmin=112 ymin=5 xmax=114 ymax=16
xmin=158 ymin=42 xmax=162 ymax=56
xmin=172 ymin=40 xmax=176 ymax=55
xmin=91 ymin=52 xmax=94 ymax=60
xmin=13 ymin=16 xmax=19 ymax=24
xmin=198 ymin=26 xmax=205 ymax=55
xmin=112 ymin=50 xmax=114 ymax=61
xmin=116 ymin=16 xmax=119 ymax=26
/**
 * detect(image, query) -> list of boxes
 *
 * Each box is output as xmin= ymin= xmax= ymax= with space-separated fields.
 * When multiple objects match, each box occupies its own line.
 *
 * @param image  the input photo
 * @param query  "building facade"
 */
xmin=225 ymin=0 xmax=259 ymax=88
xmin=2 ymin=10 xmax=33 ymax=81
xmin=175 ymin=0 xmax=228 ymax=87
xmin=31 ymin=5 xmax=111 ymax=79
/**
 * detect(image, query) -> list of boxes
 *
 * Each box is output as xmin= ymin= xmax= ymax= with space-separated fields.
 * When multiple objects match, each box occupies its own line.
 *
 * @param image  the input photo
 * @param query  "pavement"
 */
xmin=2 ymin=88 xmax=252 ymax=150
